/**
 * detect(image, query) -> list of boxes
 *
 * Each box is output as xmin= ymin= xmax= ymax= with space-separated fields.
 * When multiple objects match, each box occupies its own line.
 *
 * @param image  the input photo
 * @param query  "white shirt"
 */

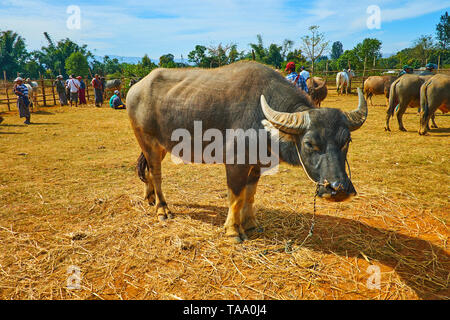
xmin=67 ymin=79 xmax=80 ymax=93
xmin=300 ymin=70 xmax=310 ymax=80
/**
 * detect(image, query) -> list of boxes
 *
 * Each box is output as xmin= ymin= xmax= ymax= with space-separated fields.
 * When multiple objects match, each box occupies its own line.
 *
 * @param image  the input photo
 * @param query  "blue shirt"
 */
xmin=109 ymin=94 xmax=123 ymax=108
xmin=14 ymin=84 xmax=29 ymax=97
xmin=285 ymin=72 xmax=309 ymax=93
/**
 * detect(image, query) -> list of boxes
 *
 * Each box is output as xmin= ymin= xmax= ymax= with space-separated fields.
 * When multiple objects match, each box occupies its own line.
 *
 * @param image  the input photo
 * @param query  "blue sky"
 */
xmin=1 ymin=0 xmax=449 ymax=60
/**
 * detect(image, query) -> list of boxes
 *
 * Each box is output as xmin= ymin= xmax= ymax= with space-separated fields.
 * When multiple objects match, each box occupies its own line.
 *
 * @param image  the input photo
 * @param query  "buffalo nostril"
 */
xmin=330 ymin=181 xmax=344 ymax=192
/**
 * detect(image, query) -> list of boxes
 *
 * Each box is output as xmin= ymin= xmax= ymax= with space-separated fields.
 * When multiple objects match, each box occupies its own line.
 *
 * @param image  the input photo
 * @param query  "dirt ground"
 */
xmin=0 ymin=86 xmax=448 ymax=300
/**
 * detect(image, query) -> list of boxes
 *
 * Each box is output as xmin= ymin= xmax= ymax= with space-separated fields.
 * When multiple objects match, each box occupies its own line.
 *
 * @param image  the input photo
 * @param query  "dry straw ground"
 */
xmin=0 ymin=87 xmax=448 ymax=300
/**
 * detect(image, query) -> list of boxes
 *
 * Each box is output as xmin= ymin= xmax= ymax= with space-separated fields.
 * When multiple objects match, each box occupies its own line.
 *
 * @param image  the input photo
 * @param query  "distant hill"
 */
xmin=92 ymin=55 xmax=189 ymax=65
xmin=92 ymin=55 xmax=156 ymax=64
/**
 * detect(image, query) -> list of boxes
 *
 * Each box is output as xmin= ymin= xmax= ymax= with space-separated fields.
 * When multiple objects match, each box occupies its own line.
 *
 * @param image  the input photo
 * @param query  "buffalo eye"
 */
xmin=304 ymin=140 xmax=320 ymax=152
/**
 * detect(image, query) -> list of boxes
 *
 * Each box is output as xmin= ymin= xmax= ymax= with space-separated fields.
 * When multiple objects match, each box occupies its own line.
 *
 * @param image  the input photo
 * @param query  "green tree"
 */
xmin=0 ymin=30 xmax=28 ymax=79
xmin=281 ymin=39 xmax=294 ymax=61
xmin=159 ymin=54 xmax=177 ymax=68
xmin=412 ymin=35 xmax=435 ymax=65
xmin=22 ymin=59 xmax=44 ymax=79
xmin=436 ymin=11 xmax=449 ymax=50
xmin=331 ymin=41 xmax=343 ymax=60
xmin=141 ymin=54 xmax=153 ymax=68
xmin=36 ymin=32 xmax=92 ymax=77
xmin=354 ymin=38 xmax=382 ymax=68
xmin=188 ymin=45 xmax=210 ymax=67
xmin=300 ymin=26 xmax=329 ymax=74
xmin=65 ymin=51 xmax=89 ymax=77
xmin=266 ymin=44 xmax=283 ymax=68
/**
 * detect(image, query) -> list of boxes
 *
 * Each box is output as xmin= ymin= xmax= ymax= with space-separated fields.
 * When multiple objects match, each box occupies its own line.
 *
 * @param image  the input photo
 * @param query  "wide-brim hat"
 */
xmin=14 ymin=77 xmax=23 ymax=82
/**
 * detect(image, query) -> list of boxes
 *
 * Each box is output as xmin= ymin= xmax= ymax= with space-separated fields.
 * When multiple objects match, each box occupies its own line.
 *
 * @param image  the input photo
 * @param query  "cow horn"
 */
xmin=260 ymin=95 xmax=309 ymax=134
xmin=344 ymin=87 xmax=368 ymax=131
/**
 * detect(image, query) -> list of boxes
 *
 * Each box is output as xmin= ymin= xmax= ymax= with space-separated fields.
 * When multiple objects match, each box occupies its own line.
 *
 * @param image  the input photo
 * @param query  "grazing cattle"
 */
xmin=385 ymin=74 xmax=435 ymax=132
xmin=419 ymin=74 xmax=450 ymax=135
xmin=363 ymin=76 xmax=396 ymax=107
xmin=306 ymin=76 xmax=327 ymax=107
xmin=127 ymin=61 xmax=368 ymax=243
xmin=336 ymin=70 xmax=355 ymax=95
xmin=102 ymin=78 xmax=121 ymax=98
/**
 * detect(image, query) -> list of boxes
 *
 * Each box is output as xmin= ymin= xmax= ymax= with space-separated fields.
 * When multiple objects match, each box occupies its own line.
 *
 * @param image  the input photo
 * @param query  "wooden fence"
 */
xmin=0 ymin=74 xmax=134 ymax=112
xmin=0 ymin=77 xmax=100 ymax=112
xmin=2 ymin=69 xmax=449 ymax=112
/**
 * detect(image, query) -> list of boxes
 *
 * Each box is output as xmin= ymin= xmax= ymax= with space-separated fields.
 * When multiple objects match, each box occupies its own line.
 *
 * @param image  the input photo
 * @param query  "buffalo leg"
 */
xmin=224 ymin=165 xmax=251 ymax=243
xmin=241 ymin=166 xmax=261 ymax=234
xmin=141 ymin=140 xmax=171 ymax=221
xmin=395 ymin=102 xmax=408 ymax=131
xmin=430 ymin=113 xmax=438 ymax=128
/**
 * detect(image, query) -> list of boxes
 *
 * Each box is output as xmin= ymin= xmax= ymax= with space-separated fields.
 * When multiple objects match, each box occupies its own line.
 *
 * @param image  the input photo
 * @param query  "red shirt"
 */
xmin=92 ymin=78 xmax=102 ymax=89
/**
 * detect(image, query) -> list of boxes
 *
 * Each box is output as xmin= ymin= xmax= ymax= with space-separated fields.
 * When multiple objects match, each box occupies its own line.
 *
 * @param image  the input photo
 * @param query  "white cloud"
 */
xmin=1 ymin=0 xmax=449 ymax=58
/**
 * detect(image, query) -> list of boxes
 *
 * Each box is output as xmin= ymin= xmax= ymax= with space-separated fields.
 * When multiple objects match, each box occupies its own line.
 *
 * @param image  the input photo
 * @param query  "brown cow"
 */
xmin=419 ymin=74 xmax=450 ymax=135
xmin=385 ymin=74 xmax=435 ymax=131
xmin=363 ymin=76 xmax=396 ymax=107
xmin=307 ymin=77 xmax=327 ymax=107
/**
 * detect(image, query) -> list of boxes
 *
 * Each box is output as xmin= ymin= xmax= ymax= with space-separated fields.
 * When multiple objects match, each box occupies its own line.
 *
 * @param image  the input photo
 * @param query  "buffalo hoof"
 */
xmin=399 ymin=127 xmax=407 ymax=132
xmin=384 ymin=127 xmax=391 ymax=132
xmin=156 ymin=205 xmax=173 ymax=221
xmin=230 ymin=236 xmax=244 ymax=244
xmin=245 ymin=226 xmax=264 ymax=236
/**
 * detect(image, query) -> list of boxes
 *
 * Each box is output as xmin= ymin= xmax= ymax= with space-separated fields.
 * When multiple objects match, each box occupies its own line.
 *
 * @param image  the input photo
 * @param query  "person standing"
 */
xmin=54 ymin=75 xmax=68 ymax=106
xmin=77 ymin=76 xmax=87 ymax=105
xmin=398 ymin=65 xmax=413 ymax=77
xmin=91 ymin=74 xmax=103 ymax=107
xmin=285 ymin=62 xmax=308 ymax=93
xmin=13 ymin=77 xmax=31 ymax=124
xmin=67 ymin=74 xmax=80 ymax=107
xmin=419 ymin=63 xmax=437 ymax=76
xmin=299 ymin=66 xmax=310 ymax=81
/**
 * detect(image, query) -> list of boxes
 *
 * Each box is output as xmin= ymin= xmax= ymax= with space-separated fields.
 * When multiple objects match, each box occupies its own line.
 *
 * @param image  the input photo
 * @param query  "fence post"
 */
xmin=40 ymin=76 xmax=47 ymax=107
xmin=86 ymin=78 xmax=90 ymax=101
xmin=3 ymin=71 xmax=11 ymax=111
xmin=51 ymin=79 xmax=56 ymax=105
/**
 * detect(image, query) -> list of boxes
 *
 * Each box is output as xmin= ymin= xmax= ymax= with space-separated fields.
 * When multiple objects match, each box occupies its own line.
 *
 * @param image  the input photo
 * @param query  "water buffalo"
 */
xmin=336 ymin=70 xmax=355 ymax=95
xmin=307 ymin=77 xmax=327 ymax=107
xmin=127 ymin=61 xmax=368 ymax=243
xmin=104 ymin=79 xmax=121 ymax=90
xmin=385 ymin=74 xmax=435 ymax=132
xmin=363 ymin=76 xmax=396 ymax=107
xmin=419 ymin=74 xmax=450 ymax=135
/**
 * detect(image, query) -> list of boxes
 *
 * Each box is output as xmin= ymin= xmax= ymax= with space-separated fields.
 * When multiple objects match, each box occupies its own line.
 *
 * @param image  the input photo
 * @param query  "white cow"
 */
xmin=336 ymin=69 xmax=355 ymax=95
xmin=25 ymin=78 xmax=39 ymax=109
